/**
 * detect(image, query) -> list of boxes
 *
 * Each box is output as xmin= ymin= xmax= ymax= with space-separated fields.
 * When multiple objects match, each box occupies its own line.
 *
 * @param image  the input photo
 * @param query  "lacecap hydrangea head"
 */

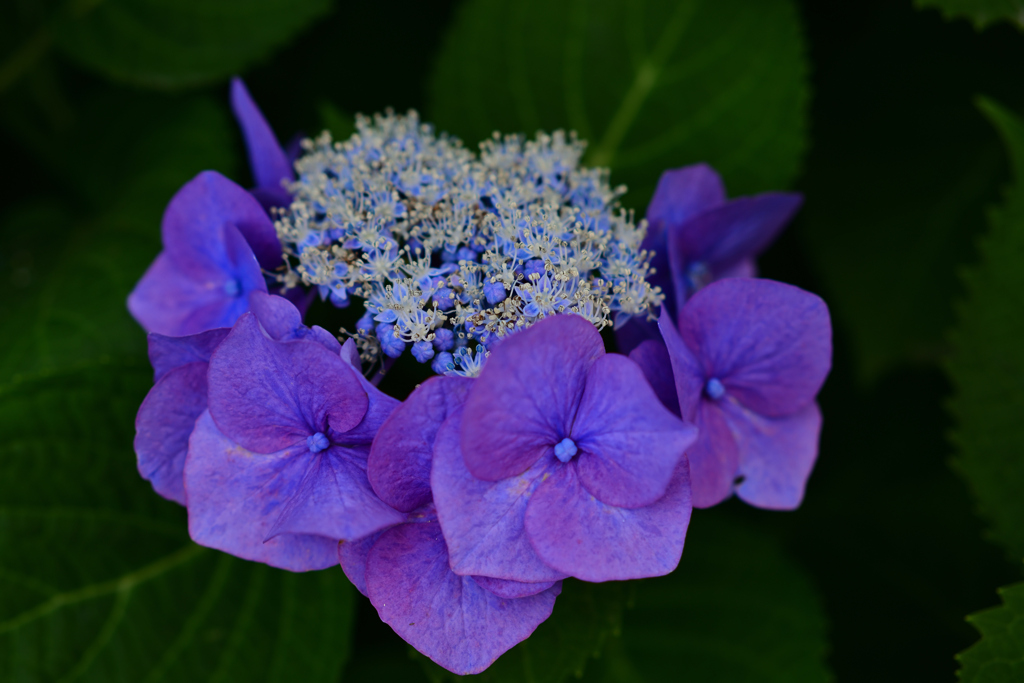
xmin=272 ymin=110 xmax=662 ymax=376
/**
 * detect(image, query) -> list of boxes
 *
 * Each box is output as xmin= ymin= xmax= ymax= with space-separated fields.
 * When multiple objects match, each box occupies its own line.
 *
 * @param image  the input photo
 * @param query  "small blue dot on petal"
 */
xmin=554 ymin=437 xmax=577 ymax=463
xmin=705 ymin=377 xmax=726 ymax=400
xmin=223 ymin=278 xmax=241 ymax=297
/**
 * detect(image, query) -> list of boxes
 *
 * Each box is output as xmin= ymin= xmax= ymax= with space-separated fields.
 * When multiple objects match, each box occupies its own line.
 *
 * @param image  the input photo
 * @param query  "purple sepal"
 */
xmin=366 ymin=519 xmax=561 ymax=675
xmin=628 ymin=339 xmax=679 ymax=415
xmin=185 ymin=411 xmax=340 ymax=571
xmin=134 ymin=361 xmax=207 ymax=505
xmin=230 ymin=78 xmax=293 ymax=196
xmin=368 ymin=376 xmax=473 ymax=512
xmin=339 ymin=529 xmax=389 ymax=597
xmin=128 ymin=172 xmax=270 ymax=337
xmin=472 ymin=576 xmax=557 ymax=599
xmin=644 ymin=164 xmax=727 ymax=243
xmin=433 ymin=407 xmax=568 ymax=583
xmin=147 ymin=327 xmax=229 ymax=382
xmin=460 ymin=315 xmax=603 ymax=481
xmin=207 ymin=314 xmax=368 ymax=453
xmin=524 ymin=459 xmax=692 ymax=582
xmin=658 ymin=278 xmax=832 ymax=510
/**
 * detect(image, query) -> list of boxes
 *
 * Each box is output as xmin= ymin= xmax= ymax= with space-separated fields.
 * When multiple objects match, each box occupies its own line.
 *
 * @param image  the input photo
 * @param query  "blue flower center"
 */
xmin=705 ymin=377 xmax=726 ymax=400
xmin=223 ymin=278 xmax=241 ymax=297
xmin=554 ymin=437 xmax=578 ymax=463
xmin=307 ymin=432 xmax=330 ymax=453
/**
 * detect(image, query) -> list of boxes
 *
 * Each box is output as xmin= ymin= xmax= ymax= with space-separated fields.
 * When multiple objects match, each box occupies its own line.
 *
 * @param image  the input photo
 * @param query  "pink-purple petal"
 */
xmin=724 ymin=400 xmax=823 ymax=510
xmin=687 ymin=400 xmax=740 ymax=509
xmin=678 ymin=278 xmax=832 ymax=417
xmin=461 ymin=315 xmax=603 ymax=481
xmin=265 ymin=447 xmax=405 ymax=542
xmin=184 ymin=411 xmax=339 ymax=571
xmin=207 ymin=314 xmax=368 ymax=453
xmin=134 ymin=362 xmax=207 ymax=505
xmin=524 ymin=460 xmax=693 ymax=582
xmin=432 ymin=409 xmax=567 ymax=583
xmin=471 ymin=576 xmax=557 ymax=599
xmin=572 ymin=354 xmax=696 ymax=509
xmin=366 ymin=520 xmax=561 ymax=675
xmin=369 ymin=376 xmax=473 ymax=512
xmin=339 ymin=529 xmax=389 ymax=597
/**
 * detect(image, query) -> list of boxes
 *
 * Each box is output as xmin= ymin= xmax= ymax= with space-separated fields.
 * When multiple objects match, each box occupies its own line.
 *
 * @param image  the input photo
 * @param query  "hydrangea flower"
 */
xmin=274 ymin=112 xmax=661 ymax=375
xmin=230 ymin=77 xmax=295 ymax=212
xmin=429 ymin=314 xmax=697 ymax=583
xmin=183 ymin=307 xmax=404 ymax=571
xmin=134 ymin=292 xmax=340 ymax=505
xmin=617 ymin=164 xmax=802 ymax=354
xmin=340 ymin=375 xmax=561 ymax=674
xmin=634 ymin=277 xmax=831 ymax=509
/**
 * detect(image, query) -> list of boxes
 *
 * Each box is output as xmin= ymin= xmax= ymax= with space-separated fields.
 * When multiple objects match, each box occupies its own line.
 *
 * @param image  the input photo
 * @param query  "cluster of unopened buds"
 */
xmin=129 ymin=79 xmax=832 ymax=675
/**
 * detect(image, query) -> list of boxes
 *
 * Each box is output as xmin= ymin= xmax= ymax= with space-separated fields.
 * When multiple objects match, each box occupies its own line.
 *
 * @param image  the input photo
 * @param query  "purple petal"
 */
xmin=340 ymin=339 xmax=361 ymax=368
xmin=207 ymin=314 xmax=368 ymax=453
xmin=572 ymin=354 xmax=696 ymax=508
xmin=163 ymin=170 xmax=282 ymax=272
xmin=687 ymin=400 xmax=740 ymax=508
xmin=339 ymin=529 xmax=389 ymax=597
xmin=134 ymin=361 xmax=207 ymax=505
xmin=369 ymin=376 xmax=473 ymax=512
xmin=265 ymin=446 xmax=406 ymax=542
xmin=644 ymin=164 xmax=727 ymax=243
xmin=472 ymin=576 xmax=557 ymax=599
xmin=229 ymin=78 xmax=294 ymax=192
xmin=127 ymin=242 xmax=264 ymax=337
xmin=461 ymin=315 xmax=604 ymax=481
xmin=724 ymin=400 xmax=823 ymax=510
xmin=147 ymin=328 xmax=229 ymax=382
xmin=678 ymin=278 xmax=832 ymax=417
xmin=614 ymin=315 xmax=661 ymax=357
xmin=432 ymin=408 xmax=567 ymax=583
xmin=250 ymin=291 xmax=302 ymax=340
xmin=366 ymin=520 xmax=561 ymax=675
xmin=627 ymin=339 xmax=679 ymax=415
xmin=668 ymin=193 xmax=802 ymax=276
xmin=657 ymin=308 xmax=706 ymax=422
xmin=524 ymin=459 xmax=692 ymax=582
xmin=718 ymin=258 xmax=757 ymax=279
xmin=249 ymin=186 xmax=294 ymax=213
xmin=184 ymin=411 xmax=339 ymax=571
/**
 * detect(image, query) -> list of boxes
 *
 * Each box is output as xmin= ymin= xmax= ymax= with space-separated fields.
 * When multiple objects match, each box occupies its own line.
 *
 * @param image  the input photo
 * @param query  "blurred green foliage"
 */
xmin=958 ymin=581 xmax=1024 ymax=681
xmin=916 ymin=0 xmax=1024 ymax=28
xmin=1 ymin=0 xmax=1023 ymax=681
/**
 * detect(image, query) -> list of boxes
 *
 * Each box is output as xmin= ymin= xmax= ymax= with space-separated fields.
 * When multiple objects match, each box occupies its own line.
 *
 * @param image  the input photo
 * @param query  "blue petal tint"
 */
xmin=705 ymin=377 xmax=726 ymax=400
xmin=412 ymin=340 xmax=435 ymax=363
xmin=307 ymin=432 xmax=330 ymax=453
xmin=553 ymin=437 xmax=577 ymax=463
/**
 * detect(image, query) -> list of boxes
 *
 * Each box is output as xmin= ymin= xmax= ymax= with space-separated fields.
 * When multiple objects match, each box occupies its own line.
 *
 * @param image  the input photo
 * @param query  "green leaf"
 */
xmin=946 ymin=97 xmax=1024 ymax=559
xmin=581 ymin=513 xmax=831 ymax=683
xmin=418 ymin=579 xmax=626 ymax=682
xmin=428 ymin=0 xmax=808 ymax=208
xmin=958 ymin=581 xmax=1024 ymax=682
xmin=916 ymin=0 xmax=1024 ymax=29
xmin=0 ymin=93 xmax=238 ymax=384
xmin=0 ymin=361 xmax=355 ymax=682
xmin=796 ymin=7 xmax=1015 ymax=382
xmin=51 ymin=0 xmax=332 ymax=89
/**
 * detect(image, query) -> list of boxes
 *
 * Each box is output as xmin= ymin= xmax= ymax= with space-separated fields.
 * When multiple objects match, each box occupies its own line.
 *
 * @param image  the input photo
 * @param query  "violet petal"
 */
xmin=644 ymin=164 xmax=727 ymax=243
xmin=657 ymin=307 xmax=706 ymax=422
xmin=249 ymin=290 xmax=302 ymax=340
xmin=339 ymin=529 xmax=389 ymax=597
xmin=366 ymin=520 xmax=561 ymax=676
xmin=134 ymin=361 xmax=207 ymax=505
xmin=147 ymin=328 xmax=229 ymax=382
xmin=678 ymin=278 xmax=832 ymax=417
xmin=184 ymin=411 xmax=339 ymax=571
xmin=461 ymin=315 xmax=603 ymax=481
xmin=229 ymin=78 xmax=294 ymax=192
xmin=573 ymin=354 xmax=696 ymax=508
xmin=471 ymin=576 xmax=557 ymax=599
xmin=265 ymin=446 xmax=406 ymax=542
xmin=207 ymin=314 xmax=368 ymax=453
xmin=724 ymin=400 xmax=823 ymax=510
xmin=432 ymin=408 xmax=567 ymax=583
xmin=687 ymin=400 xmax=740 ymax=508
xmin=627 ymin=339 xmax=680 ymax=415
xmin=524 ymin=459 xmax=693 ymax=582
xmin=369 ymin=376 xmax=473 ymax=512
